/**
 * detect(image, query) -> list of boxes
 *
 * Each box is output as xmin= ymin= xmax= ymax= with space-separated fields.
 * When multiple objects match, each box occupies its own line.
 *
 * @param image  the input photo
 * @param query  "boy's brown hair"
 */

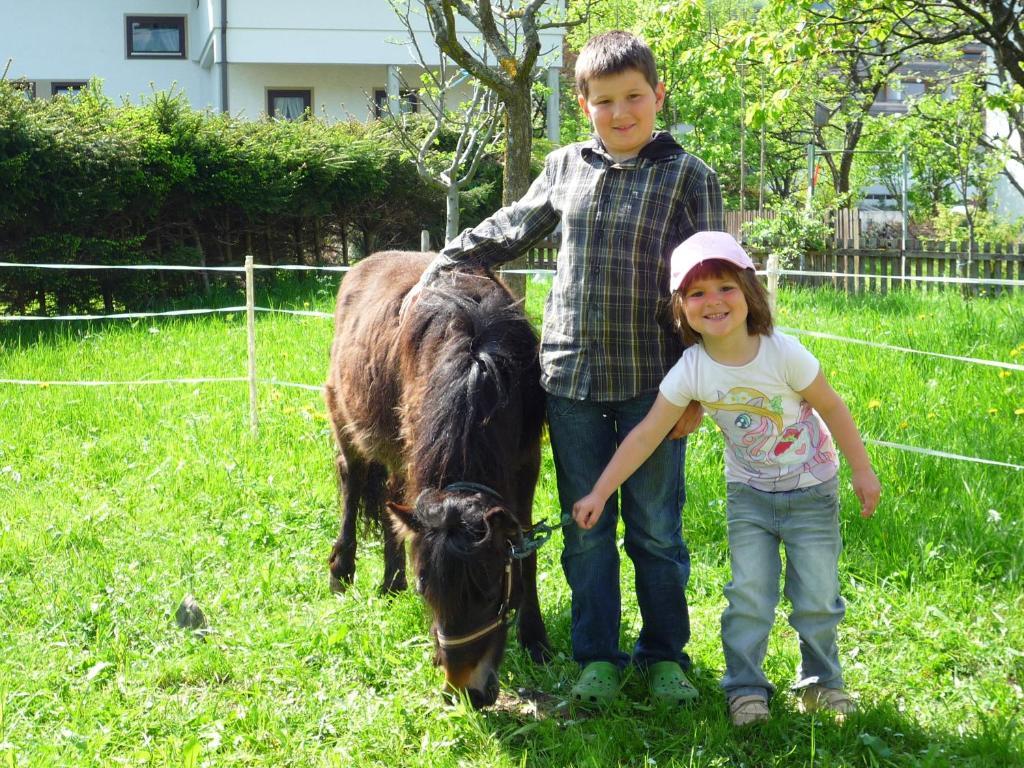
xmin=670 ymin=259 xmax=774 ymax=346
xmin=574 ymin=30 xmax=659 ymax=98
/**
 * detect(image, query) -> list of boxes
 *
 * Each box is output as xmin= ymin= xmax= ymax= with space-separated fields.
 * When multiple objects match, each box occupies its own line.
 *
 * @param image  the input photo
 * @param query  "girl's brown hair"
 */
xmin=670 ymin=259 xmax=773 ymax=346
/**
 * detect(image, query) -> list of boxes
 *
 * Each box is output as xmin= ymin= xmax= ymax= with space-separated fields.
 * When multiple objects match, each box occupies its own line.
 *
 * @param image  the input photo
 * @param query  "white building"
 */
xmin=2 ymin=0 xmax=563 ymax=140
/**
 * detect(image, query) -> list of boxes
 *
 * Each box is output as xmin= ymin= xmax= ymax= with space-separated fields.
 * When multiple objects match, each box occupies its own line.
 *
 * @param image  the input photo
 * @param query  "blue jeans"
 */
xmin=721 ymin=477 xmax=845 ymax=700
xmin=547 ymin=392 xmax=691 ymax=670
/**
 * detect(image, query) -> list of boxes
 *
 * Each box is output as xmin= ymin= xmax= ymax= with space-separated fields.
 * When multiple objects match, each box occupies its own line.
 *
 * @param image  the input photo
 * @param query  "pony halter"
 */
xmin=431 ymin=483 xmax=554 ymax=650
xmin=434 ymin=481 xmax=514 ymax=650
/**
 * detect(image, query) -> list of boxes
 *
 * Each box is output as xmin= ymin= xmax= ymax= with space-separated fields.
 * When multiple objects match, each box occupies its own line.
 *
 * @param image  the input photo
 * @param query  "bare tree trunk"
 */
xmin=188 ymin=221 xmax=212 ymax=296
xmin=445 ymin=186 xmax=461 ymax=243
xmin=503 ymin=95 xmax=533 ymax=205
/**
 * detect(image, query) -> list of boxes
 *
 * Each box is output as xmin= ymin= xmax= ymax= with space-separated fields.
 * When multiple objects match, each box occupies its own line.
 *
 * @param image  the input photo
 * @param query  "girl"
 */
xmin=573 ymin=231 xmax=881 ymax=726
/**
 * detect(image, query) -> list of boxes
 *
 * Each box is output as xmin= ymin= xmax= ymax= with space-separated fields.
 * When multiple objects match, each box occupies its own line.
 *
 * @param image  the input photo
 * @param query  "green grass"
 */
xmin=0 ymin=274 xmax=1022 ymax=766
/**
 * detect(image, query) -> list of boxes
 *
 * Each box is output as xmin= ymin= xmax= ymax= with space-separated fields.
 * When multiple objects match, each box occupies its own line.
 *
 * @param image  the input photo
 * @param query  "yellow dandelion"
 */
xmin=899 ymin=421 xmax=909 ymax=429
xmin=283 ymin=406 xmax=296 ymax=414
xmin=988 ymin=408 xmax=999 ymax=415
xmin=1015 ymin=408 xmax=1024 ymax=416
xmin=917 ymin=313 xmax=927 ymax=320
xmin=1011 ymin=349 xmax=1020 ymax=358
xmin=868 ymin=399 xmax=882 ymax=409
xmin=999 ymin=370 xmax=1012 ymax=379
xmin=38 ymin=382 xmax=50 ymax=389
xmin=927 ymin=412 xmax=936 ymax=419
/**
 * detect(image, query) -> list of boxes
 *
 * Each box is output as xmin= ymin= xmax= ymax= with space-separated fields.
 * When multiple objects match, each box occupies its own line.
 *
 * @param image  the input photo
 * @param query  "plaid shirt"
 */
xmin=430 ymin=131 xmax=723 ymax=401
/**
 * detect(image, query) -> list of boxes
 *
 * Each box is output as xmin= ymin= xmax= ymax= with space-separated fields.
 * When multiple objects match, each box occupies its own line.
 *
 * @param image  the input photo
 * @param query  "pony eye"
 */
xmin=416 ymin=573 xmax=427 ymax=595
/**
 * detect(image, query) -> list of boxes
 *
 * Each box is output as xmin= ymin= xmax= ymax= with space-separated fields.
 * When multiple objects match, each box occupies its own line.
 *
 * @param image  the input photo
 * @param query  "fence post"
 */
xmin=420 ymin=229 xmax=431 ymax=252
xmin=767 ymin=252 xmax=780 ymax=314
xmin=245 ymin=254 xmax=258 ymax=437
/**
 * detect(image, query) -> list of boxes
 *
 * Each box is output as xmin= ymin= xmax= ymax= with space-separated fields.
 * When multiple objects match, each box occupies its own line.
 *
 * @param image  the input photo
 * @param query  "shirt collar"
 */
xmin=580 ymin=131 xmax=685 ymax=164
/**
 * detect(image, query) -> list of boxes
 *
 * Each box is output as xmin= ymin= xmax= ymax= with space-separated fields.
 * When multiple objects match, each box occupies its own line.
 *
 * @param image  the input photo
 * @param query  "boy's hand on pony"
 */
xmin=399 ymin=281 xmax=423 ymax=320
xmin=572 ymin=493 xmax=607 ymax=530
xmin=851 ymin=468 xmax=881 ymax=518
xmin=668 ymin=399 xmax=704 ymax=439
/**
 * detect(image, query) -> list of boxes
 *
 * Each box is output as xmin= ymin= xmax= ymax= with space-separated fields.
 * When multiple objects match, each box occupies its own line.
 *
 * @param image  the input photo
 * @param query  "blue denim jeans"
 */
xmin=547 ymin=392 xmax=691 ymax=670
xmin=721 ymin=476 xmax=845 ymax=700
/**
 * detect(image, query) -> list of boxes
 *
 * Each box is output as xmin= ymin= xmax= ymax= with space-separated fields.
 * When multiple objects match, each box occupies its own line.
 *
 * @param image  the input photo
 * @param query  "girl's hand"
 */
xmin=851 ymin=468 xmax=881 ymax=518
xmin=572 ymin=494 xmax=606 ymax=530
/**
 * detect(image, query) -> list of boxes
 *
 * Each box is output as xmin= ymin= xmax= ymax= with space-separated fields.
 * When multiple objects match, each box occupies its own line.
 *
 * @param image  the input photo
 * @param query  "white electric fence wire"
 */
xmin=0 ymin=376 xmax=249 ymax=386
xmin=777 ymin=327 xmax=1024 ymax=372
xmin=0 ymin=262 xmax=245 ymax=272
xmin=0 ymin=307 xmax=249 ymax=321
xmin=0 ymin=376 xmax=321 ymax=391
xmin=0 ymin=261 xmax=351 ymax=273
xmin=766 ymin=268 xmax=1024 ymax=289
xmin=4 ymin=261 xmax=1023 ymax=287
xmin=2 ymin=262 xmax=1022 ymax=470
xmin=865 ymin=440 xmax=1023 ymax=471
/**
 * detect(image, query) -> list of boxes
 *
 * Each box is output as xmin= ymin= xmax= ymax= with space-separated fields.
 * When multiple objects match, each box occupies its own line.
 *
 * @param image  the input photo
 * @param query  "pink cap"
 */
xmin=670 ymin=231 xmax=754 ymax=291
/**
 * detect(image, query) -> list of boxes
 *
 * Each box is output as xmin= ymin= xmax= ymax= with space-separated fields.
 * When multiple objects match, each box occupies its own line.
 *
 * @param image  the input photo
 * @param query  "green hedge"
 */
xmin=0 ymin=82 xmax=499 ymax=314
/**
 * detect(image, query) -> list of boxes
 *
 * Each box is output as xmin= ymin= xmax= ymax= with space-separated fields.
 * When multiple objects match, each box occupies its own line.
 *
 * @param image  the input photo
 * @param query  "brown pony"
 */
xmin=324 ymin=251 xmax=550 ymax=708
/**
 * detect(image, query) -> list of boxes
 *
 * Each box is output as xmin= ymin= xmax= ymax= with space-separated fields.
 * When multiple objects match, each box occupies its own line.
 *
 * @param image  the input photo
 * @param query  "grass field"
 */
xmin=1 ymin=273 xmax=1022 ymax=767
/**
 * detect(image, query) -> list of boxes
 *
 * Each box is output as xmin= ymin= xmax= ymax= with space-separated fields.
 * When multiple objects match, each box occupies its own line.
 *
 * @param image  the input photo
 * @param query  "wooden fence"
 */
xmin=518 ymin=237 xmax=1024 ymax=295
xmin=779 ymin=239 xmax=1024 ymax=295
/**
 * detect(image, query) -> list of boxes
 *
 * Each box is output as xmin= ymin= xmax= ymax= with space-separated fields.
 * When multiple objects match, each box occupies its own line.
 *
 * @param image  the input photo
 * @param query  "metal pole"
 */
xmin=758 ymin=70 xmax=766 ymax=215
xmin=901 ymin=148 xmax=909 ymax=250
xmin=739 ymin=65 xmax=746 ymax=216
xmin=767 ymin=252 xmax=780 ymax=314
xmin=901 ymin=148 xmax=909 ymax=289
xmin=806 ymin=143 xmax=815 ymax=210
xmin=421 ymin=229 xmax=431 ymax=252
xmin=245 ymin=254 xmax=258 ymax=437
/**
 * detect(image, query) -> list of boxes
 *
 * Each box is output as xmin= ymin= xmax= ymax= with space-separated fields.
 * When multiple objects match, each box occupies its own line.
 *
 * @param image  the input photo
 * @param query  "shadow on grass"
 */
xmin=478 ymin=662 xmax=1022 ymax=767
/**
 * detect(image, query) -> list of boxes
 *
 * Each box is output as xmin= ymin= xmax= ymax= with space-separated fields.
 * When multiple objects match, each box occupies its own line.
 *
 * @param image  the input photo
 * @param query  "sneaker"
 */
xmin=797 ymin=684 xmax=856 ymax=720
xmin=729 ymin=694 xmax=770 ymax=726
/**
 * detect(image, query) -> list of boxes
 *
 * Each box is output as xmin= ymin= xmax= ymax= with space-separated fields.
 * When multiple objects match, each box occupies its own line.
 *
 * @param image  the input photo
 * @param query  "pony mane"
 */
xmin=415 ymin=494 xmax=496 ymax=624
xmin=402 ymin=276 xmax=538 ymax=494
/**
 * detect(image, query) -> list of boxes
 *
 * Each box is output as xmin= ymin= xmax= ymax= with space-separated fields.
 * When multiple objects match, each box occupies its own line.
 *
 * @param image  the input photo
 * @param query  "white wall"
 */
xmin=2 ymin=1 xmax=562 ymax=128
xmin=227 ymin=0 xmax=562 ymax=67
xmin=987 ymin=109 xmax=1024 ymax=221
xmin=3 ymin=0 xmax=210 ymax=104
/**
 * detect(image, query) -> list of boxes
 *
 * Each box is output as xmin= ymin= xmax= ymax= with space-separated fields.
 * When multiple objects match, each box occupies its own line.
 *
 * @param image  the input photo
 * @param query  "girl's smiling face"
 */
xmin=682 ymin=275 xmax=750 ymax=343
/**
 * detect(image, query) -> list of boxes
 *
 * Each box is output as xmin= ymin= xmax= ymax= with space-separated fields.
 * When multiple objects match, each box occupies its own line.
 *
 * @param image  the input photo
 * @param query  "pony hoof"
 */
xmin=377 ymin=579 xmax=407 ymax=596
xmin=329 ymin=575 xmax=350 ymax=594
xmin=525 ymin=641 xmax=553 ymax=665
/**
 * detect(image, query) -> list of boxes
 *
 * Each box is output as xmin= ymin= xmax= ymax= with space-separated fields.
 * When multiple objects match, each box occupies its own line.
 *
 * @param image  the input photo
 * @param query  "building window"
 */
xmin=51 ymin=81 xmax=88 ymax=97
xmin=268 ymin=89 xmax=312 ymax=120
xmin=126 ymin=16 xmax=186 ymax=59
xmin=373 ymin=88 xmax=420 ymax=118
xmin=10 ymin=80 xmax=36 ymax=100
xmin=901 ymin=80 xmax=926 ymax=100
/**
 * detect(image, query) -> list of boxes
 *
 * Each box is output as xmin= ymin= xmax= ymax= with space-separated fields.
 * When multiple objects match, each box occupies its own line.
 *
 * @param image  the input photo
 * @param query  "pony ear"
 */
xmin=483 ymin=506 xmax=519 ymax=542
xmin=387 ymin=501 xmax=420 ymax=542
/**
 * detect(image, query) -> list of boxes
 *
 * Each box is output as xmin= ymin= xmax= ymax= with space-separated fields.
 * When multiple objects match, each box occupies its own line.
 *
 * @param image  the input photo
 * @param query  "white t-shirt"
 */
xmin=660 ymin=332 xmax=839 ymax=492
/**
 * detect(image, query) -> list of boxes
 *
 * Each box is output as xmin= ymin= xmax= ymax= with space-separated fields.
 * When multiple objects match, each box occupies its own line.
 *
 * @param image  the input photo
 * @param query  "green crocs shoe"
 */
xmin=647 ymin=661 xmax=699 ymax=706
xmin=570 ymin=661 xmax=621 ymax=708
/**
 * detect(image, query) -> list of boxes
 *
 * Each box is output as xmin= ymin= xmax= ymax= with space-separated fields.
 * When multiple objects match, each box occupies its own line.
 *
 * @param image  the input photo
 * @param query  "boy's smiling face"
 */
xmin=578 ymin=68 xmax=665 ymax=162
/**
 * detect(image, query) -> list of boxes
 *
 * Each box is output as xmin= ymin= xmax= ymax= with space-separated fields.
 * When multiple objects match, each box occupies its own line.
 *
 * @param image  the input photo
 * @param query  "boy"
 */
xmin=406 ymin=30 xmax=723 ymax=707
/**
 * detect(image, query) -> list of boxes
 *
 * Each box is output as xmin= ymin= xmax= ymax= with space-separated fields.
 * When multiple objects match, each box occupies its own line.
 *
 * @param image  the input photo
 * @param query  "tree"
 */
xmin=807 ymin=0 xmax=1024 ymax=203
xmin=641 ymin=0 xmax=808 ymax=207
xmin=419 ymin=0 xmax=589 ymax=204
xmin=912 ymin=80 xmax=1002 ymax=261
xmin=384 ymin=0 xmax=504 ymax=242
